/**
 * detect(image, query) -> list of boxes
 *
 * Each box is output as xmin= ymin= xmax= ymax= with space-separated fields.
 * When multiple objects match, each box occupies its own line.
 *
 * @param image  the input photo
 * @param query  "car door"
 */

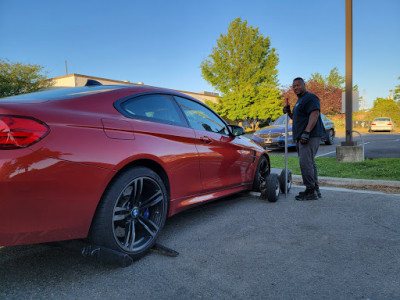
xmin=174 ymin=96 xmax=253 ymax=192
xmin=116 ymin=93 xmax=203 ymax=199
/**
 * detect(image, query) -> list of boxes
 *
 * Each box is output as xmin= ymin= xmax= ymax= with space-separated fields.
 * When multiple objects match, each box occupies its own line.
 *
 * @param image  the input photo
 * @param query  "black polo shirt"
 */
xmin=292 ymin=91 xmax=325 ymax=140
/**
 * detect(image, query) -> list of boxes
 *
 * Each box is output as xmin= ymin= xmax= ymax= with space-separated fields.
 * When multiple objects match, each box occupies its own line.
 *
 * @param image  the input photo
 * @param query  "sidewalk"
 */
xmin=271 ymin=168 xmax=400 ymax=194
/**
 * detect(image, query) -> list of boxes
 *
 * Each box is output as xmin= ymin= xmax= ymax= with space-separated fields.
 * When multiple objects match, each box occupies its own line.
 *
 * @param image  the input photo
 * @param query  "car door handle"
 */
xmin=200 ymin=136 xmax=212 ymax=144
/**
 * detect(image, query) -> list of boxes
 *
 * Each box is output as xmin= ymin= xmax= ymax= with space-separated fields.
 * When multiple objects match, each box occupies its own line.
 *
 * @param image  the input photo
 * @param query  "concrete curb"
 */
xmin=271 ymin=168 xmax=400 ymax=193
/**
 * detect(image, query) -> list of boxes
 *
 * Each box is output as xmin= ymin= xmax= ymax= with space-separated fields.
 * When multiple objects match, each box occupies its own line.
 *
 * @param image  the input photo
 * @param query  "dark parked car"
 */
xmin=251 ymin=113 xmax=335 ymax=149
xmin=0 ymin=83 xmax=275 ymax=259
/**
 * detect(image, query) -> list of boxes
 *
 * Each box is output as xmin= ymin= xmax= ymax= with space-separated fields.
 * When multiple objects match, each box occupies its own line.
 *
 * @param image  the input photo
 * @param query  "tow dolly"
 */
xmin=259 ymin=98 xmax=292 ymax=201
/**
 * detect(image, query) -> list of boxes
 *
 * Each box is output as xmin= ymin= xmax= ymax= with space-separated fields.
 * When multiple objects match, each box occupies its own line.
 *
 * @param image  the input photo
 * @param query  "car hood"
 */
xmin=236 ymin=135 xmax=266 ymax=151
xmin=255 ymin=124 xmax=292 ymax=134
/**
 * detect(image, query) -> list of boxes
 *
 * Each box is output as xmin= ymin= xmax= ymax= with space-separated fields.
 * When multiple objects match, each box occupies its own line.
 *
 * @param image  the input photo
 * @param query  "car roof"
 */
xmin=0 ymin=85 xmax=199 ymax=104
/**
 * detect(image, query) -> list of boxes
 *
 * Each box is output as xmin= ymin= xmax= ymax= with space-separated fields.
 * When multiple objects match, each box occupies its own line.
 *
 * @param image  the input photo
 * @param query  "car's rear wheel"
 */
xmin=324 ymin=129 xmax=335 ymax=145
xmin=252 ymin=155 xmax=270 ymax=192
xmin=89 ymin=167 xmax=168 ymax=260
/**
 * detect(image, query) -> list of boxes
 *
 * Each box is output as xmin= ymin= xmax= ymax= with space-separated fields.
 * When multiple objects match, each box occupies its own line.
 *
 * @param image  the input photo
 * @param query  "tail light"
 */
xmin=371 ymin=123 xmax=376 ymax=125
xmin=0 ymin=115 xmax=49 ymax=150
xmin=387 ymin=123 xmax=392 ymax=125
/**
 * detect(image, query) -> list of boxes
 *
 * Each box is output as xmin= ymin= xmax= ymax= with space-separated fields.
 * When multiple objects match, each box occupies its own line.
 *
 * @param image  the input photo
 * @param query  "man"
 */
xmin=283 ymin=77 xmax=325 ymax=200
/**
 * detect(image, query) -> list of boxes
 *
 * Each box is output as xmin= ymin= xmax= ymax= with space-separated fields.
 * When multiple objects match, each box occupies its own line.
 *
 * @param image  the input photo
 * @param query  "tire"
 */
xmin=265 ymin=173 xmax=280 ymax=202
xmin=252 ymin=155 xmax=270 ymax=192
xmin=324 ymin=129 xmax=335 ymax=145
xmin=279 ymin=169 xmax=292 ymax=194
xmin=89 ymin=167 xmax=168 ymax=260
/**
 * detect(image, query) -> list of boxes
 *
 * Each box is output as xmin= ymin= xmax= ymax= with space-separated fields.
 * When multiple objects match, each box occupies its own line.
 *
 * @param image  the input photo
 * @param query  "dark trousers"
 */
xmin=296 ymin=137 xmax=320 ymax=190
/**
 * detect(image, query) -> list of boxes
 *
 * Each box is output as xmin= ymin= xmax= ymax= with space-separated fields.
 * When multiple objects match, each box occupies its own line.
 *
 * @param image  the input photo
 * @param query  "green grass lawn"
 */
xmin=269 ymin=156 xmax=400 ymax=181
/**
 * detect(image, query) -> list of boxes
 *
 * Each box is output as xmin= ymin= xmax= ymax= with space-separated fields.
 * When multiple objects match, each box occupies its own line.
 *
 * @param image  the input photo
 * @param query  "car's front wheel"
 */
xmin=252 ymin=155 xmax=270 ymax=192
xmin=89 ymin=167 xmax=168 ymax=260
xmin=324 ymin=129 xmax=335 ymax=145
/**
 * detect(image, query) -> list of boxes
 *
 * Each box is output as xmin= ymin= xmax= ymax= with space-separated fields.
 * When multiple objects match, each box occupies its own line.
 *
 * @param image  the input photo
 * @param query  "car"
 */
xmin=251 ymin=113 xmax=335 ymax=149
xmin=369 ymin=117 xmax=394 ymax=132
xmin=0 ymin=82 xmax=276 ymax=259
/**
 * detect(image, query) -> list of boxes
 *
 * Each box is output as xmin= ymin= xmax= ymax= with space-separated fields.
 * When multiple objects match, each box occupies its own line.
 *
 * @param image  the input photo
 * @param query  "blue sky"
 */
xmin=1 ymin=0 xmax=399 ymax=108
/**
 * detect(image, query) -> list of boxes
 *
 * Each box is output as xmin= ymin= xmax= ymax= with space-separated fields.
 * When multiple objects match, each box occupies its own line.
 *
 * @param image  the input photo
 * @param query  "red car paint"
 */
xmin=0 ymin=85 xmax=268 ymax=246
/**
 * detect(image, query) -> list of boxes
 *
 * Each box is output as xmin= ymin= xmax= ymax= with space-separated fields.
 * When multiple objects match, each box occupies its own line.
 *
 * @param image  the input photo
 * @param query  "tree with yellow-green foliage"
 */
xmin=201 ymin=18 xmax=281 ymax=128
xmin=0 ymin=59 xmax=52 ymax=98
xmin=370 ymin=97 xmax=400 ymax=125
xmin=394 ymin=76 xmax=400 ymax=104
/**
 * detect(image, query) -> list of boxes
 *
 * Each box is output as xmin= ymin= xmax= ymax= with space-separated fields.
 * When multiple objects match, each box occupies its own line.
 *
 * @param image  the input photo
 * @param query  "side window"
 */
xmin=174 ymin=96 xmax=229 ymax=135
xmin=120 ymin=94 xmax=185 ymax=126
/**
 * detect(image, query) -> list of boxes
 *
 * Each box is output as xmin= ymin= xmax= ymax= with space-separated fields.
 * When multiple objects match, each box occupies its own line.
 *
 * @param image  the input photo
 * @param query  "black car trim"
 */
xmin=114 ymin=91 xmax=190 ymax=128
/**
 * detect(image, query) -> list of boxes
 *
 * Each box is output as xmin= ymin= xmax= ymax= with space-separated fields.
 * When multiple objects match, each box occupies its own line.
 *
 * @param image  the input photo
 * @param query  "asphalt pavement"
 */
xmin=1 ymin=186 xmax=400 ymax=299
xmin=1 ymin=130 xmax=399 ymax=299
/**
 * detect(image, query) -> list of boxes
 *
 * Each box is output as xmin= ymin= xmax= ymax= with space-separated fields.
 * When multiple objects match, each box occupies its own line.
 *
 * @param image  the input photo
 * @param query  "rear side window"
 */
xmin=174 ymin=96 xmax=229 ymax=135
xmin=120 ymin=94 xmax=186 ymax=126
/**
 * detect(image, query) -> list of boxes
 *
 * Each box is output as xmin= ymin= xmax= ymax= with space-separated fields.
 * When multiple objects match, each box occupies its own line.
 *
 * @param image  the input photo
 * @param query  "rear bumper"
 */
xmin=0 ymin=149 xmax=114 ymax=246
xmin=370 ymin=125 xmax=393 ymax=131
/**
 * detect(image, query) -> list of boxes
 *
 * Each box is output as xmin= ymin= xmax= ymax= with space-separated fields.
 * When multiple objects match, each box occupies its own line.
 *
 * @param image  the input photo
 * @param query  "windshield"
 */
xmin=273 ymin=113 xmax=327 ymax=126
xmin=273 ymin=115 xmax=292 ymax=125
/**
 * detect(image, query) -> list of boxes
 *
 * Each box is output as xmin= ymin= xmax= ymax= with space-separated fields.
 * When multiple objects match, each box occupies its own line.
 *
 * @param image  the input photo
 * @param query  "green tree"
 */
xmin=394 ymin=76 xmax=400 ymax=104
xmin=200 ymin=18 xmax=281 ymax=128
xmin=0 ymin=58 xmax=52 ymax=98
xmin=310 ymin=67 xmax=358 ymax=91
xmin=370 ymin=97 xmax=400 ymax=125
xmin=326 ymin=67 xmax=345 ymax=90
xmin=310 ymin=72 xmax=325 ymax=85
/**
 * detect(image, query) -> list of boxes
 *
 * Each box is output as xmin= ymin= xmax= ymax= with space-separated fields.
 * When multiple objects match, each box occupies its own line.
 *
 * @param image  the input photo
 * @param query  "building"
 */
xmin=50 ymin=74 xmax=219 ymax=104
xmin=341 ymin=90 xmax=360 ymax=113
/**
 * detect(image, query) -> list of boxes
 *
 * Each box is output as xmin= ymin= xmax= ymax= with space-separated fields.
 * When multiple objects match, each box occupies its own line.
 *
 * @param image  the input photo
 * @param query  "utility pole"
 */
xmin=336 ymin=0 xmax=363 ymax=162
xmin=343 ymin=0 xmax=355 ymax=146
xmin=65 ymin=60 xmax=68 ymax=75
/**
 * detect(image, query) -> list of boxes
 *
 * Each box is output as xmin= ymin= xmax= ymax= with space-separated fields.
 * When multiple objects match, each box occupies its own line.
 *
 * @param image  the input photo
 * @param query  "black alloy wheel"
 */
xmin=90 ymin=167 xmax=168 ymax=259
xmin=325 ymin=129 xmax=335 ymax=145
xmin=252 ymin=155 xmax=270 ymax=192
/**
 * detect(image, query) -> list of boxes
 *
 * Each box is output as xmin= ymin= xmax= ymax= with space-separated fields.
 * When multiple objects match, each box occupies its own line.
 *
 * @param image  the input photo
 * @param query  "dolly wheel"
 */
xmin=279 ymin=169 xmax=292 ymax=194
xmin=265 ymin=173 xmax=280 ymax=202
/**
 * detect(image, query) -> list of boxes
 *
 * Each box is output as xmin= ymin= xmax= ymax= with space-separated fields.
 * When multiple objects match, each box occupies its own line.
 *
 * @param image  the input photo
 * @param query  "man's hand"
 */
xmin=300 ymin=131 xmax=310 ymax=144
xmin=283 ymin=105 xmax=291 ymax=114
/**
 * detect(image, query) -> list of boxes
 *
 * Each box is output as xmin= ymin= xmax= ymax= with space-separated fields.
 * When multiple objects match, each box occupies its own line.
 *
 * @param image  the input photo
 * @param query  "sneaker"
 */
xmin=295 ymin=189 xmax=318 ymax=201
xmin=297 ymin=187 xmax=322 ymax=198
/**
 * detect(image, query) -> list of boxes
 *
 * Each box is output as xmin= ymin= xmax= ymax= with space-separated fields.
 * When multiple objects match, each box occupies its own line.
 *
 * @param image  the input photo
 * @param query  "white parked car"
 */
xmin=369 ymin=117 xmax=394 ymax=132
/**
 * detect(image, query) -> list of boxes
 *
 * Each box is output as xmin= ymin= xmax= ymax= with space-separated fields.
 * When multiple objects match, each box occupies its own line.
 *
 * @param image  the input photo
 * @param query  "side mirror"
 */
xmin=228 ymin=125 xmax=245 ymax=136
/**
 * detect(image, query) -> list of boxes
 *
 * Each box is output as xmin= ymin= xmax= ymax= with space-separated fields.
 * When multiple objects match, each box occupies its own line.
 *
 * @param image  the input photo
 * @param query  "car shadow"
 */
xmin=0 ymin=192 xmax=260 ymax=287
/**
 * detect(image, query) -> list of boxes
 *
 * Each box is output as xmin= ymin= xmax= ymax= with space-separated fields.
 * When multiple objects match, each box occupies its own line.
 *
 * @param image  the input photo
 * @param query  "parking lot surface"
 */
xmin=1 ymin=187 xmax=400 ymax=299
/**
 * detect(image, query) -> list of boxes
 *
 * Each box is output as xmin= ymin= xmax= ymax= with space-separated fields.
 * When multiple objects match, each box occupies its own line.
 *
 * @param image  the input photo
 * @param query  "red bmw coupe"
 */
xmin=0 ymin=82 xmax=274 ymax=259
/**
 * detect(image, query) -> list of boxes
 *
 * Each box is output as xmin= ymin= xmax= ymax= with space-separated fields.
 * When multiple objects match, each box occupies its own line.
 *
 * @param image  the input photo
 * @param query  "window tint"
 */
xmin=120 ymin=94 xmax=185 ymax=126
xmin=175 ymin=96 xmax=229 ymax=135
xmin=273 ymin=115 xmax=292 ymax=125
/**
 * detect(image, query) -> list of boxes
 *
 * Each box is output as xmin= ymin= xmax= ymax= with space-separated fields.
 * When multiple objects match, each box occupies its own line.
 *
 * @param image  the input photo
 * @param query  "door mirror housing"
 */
xmin=228 ymin=125 xmax=245 ymax=136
